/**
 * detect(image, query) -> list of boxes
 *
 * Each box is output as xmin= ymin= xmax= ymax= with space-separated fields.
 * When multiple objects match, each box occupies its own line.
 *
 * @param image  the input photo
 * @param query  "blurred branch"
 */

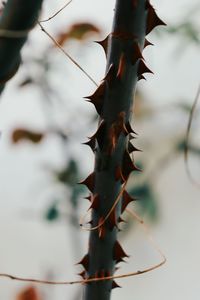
xmin=184 ymin=84 xmax=200 ymax=187
xmin=0 ymin=0 xmax=43 ymax=94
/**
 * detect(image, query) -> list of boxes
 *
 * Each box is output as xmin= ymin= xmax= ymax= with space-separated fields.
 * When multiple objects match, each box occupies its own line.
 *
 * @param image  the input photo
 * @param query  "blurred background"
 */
xmin=0 ymin=0 xmax=200 ymax=299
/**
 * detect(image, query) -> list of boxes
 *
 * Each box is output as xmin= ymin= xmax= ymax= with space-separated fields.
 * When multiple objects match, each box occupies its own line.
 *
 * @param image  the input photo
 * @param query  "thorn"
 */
xmin=86 ymin=219 xmax=93 ymax=226
xmin=84 ymin=81 xmax=106 ymax=115
xmin=138 ymin=59 xmax=153 ymax=76
xmin=112 ymin=280 xmax=121 ymax=289
xmin=117 ymin=53 xmax=126 ymax=80
xmin=89 ymin=119 xmax=106 ymax=149
xmin=129 ymin=133 xmax=137 ymax=140
xmin=79 ymin=172 xmax=95 ymax=192
xmin=130 ymin=42 xmax=143 ymax=65
xmin=144 ymin=38 xmax=154 ymax=48
xmin=82 ymin=138 xmax=96 ymax=152
xmin=138 ymin=74 xmax=146 ymax=81
xmin=84 ymin=194 xmax=92 ymax=202
xmin=77 ymin=254 xmax=89 ymax=270
xmin=121 ymin=190 xmax=136 ymax=213
xmin=113 ymin=241 xmax=129 ymax=263
xmin=118 ymin=216 xmax=126 ymax=224
xmin=122 ymin=150 xmax=141 ymax=179
xmin=89 ymin=194 xmax=100 ymax=210
xmin=145 ymin=0 xmax=151 ymax=9
xmin=78 ymin=270 xmax=86 ymax=279
xmin=95 ymin=35 xmax=109 ymax=56
xmin=128 ymin=141 xmax=142 ymax=153
xmin=146 ymin=4 xmax=166 ymax=35
xmin=125 ymin=121 xmax=138 ymax=135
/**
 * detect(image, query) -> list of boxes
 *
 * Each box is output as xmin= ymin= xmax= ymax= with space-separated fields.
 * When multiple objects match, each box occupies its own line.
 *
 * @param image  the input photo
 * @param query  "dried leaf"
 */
xmin=12 ymin=129 xmax=44 ymax=144
xmin=16 ymin=286 xmax=41 ymax=300
xmin=19 ymin=77 xmax=33 ymax=88
xmin=56 ymin=22 xmax=101 ymax=45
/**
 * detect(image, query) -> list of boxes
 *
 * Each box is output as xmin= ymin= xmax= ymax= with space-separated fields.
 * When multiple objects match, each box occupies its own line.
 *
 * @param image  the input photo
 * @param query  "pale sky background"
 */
xmin=0 ymin=0 xmax=200 ymax=299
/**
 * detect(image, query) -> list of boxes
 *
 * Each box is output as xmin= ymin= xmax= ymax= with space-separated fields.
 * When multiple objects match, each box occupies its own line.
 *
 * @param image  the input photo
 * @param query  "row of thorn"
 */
xmin=78 ymin=0 xmax=165 ymax=289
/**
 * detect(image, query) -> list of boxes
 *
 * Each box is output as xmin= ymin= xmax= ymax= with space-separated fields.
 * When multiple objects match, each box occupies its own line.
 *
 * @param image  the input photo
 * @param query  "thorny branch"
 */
xmin=0 ymin=0 xmax=167 ymax=291
xmin=79 ymin=180 xmax=129 ymax=231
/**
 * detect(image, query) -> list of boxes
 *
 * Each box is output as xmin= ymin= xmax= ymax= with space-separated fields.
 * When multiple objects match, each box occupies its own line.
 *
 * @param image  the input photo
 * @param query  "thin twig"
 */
xmin=38 ymin=22 xmax=98 ymax=87
xmin=184 ymin=84 xmax=200 ymax=187
xmin=39 ymin=0 xmax=73 ymax=23
xmin=0 ymin=209 xmax=166 ymax=285
xmin=126 ymin=208 xmax=166 ymax=266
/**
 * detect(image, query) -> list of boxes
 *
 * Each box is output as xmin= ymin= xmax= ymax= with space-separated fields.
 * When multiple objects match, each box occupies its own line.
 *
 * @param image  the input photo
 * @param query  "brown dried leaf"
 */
xmin=16 ymin=286 xmax=41 ymax=300
xmin=56 ymin=22 xmax=101 ymax=46
xmin=18 ymin=77 xmax=33 ymax=88
xmin=12 ymin=129 xmax=44 ymax=144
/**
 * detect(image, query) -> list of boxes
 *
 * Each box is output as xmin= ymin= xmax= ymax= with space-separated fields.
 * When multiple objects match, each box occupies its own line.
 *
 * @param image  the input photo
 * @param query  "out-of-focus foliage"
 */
xmin=4 ymin=2 xmax=200 ymax=299
xmin=166 ymin=22 xmax=200 ymax=46
xmin=176 ymin=139 xmax=200 ymax=156
xmin=10 ymin=4 xmax=200 ymax=227
xmin=162 ymin=3 xmax=200 ymax=48
xmin=16 ymin=286 xmax=41 ymax=300
xmin=11 ymin=21 xmax=101 ymax=223
xmin=129 ymin=183 xmax=158 ymax=220
xmin=45 ymin=200 xmax=60 ymax=221
xmin=45 ymin=159 xmax=84 ymax=222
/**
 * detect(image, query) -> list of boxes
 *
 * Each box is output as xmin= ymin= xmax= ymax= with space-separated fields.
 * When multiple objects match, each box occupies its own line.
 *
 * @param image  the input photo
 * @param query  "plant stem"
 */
xmin=82 ymin=1 xmax=149 ymax=299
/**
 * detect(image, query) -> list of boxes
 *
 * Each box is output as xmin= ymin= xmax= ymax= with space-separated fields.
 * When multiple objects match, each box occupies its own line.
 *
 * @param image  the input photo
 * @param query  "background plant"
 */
xmin=0 ymin=1 xmax=200 ymax=300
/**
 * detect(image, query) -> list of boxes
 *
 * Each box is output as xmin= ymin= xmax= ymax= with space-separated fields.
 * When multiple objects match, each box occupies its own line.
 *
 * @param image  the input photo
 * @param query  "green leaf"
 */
xmin=56 ymin=159 xmax=78 ymax=185
xmin=177 ymin=139 xmax=200 ymax=156
xmin=129 ymin=183 xmax=158 ymax=221
xmin=45 ymin=203 xmax=59 ymax=221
